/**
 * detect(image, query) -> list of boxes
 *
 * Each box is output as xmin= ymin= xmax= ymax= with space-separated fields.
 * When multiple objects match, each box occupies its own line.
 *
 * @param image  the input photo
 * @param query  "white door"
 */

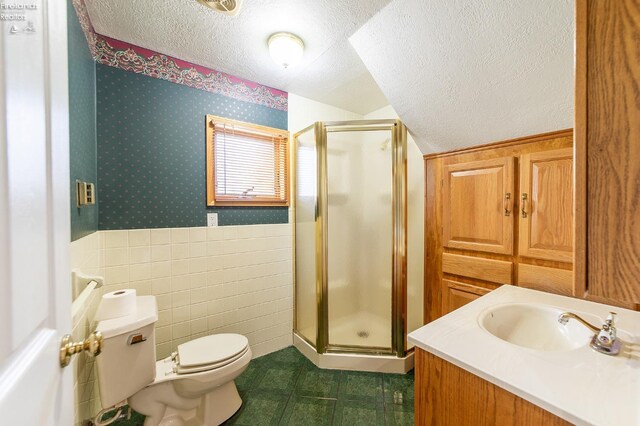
xmin=0 ymin=1 xmax=73 ymax=425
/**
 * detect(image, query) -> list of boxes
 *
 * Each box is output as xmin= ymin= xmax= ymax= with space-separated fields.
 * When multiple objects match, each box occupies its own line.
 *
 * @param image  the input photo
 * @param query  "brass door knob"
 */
xmin=59 ymin=331 xmax=104 ymax=368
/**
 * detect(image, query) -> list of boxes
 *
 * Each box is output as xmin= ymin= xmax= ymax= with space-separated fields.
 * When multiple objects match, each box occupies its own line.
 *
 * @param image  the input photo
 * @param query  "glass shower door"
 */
xmin=325 ymin=128 xmax=393 ymax=351
xmin=293 ymin=125 xmax=319 ymax=346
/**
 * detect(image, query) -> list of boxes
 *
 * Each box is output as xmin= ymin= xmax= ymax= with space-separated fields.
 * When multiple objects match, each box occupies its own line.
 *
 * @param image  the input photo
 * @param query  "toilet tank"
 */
xmin=95 ymin=295 xmax=158 ymax=408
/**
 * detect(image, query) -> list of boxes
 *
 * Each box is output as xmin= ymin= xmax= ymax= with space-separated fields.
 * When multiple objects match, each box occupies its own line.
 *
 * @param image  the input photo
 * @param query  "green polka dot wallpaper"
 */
xmin=96 ymin=64 xmax=289 ymax=230
xmin=68 ymin=0 xmax=98 ymax=242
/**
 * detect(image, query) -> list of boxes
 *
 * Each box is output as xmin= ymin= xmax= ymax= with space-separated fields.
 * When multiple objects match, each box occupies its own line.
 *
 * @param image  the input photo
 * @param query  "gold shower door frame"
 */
xmin=292 ymin=120 xmax=408 ymax=357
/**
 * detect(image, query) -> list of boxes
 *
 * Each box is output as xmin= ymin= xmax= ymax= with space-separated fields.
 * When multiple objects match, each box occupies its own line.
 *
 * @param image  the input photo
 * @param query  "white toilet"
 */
xmin=95 ymin=295 xmax=251 ymax=426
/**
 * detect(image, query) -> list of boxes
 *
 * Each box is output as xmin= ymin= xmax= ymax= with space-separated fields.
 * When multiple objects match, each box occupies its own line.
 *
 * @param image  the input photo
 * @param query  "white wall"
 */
xmin=288 ymin=93 xmax=363 ymax=134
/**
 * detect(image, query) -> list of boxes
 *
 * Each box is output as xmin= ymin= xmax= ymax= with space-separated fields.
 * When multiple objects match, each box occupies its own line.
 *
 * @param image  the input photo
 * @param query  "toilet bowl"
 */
xmin=95 ymin=295 xmax=251 ymax=426
xmin=128 ymin=334 xmax=251 ymax=426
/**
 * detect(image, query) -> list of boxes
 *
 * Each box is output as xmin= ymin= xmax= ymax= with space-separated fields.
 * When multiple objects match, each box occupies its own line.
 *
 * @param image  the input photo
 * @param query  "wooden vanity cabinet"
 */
xmin=424 ymin=131 xmax=574 ymax=322
xmin=415 ymin=349 xmax=570 ymax=425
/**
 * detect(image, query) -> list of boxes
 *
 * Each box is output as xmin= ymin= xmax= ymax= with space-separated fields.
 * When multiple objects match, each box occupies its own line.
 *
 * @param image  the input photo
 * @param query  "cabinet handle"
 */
xmin=504 ymin=192 xmax=511 ymax=216
xmin=521 ymin=193 xmax=528 ymax=218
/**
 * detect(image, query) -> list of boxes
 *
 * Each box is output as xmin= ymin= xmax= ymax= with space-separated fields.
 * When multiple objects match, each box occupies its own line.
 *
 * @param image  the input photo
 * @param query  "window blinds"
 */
xmin=208 ymin=119 xmax=289 ymax=206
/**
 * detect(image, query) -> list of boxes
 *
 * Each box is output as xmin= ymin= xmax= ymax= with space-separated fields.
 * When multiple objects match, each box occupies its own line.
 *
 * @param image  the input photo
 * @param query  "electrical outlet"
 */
xmin=207 ymin=212 xmax=218 ymax=227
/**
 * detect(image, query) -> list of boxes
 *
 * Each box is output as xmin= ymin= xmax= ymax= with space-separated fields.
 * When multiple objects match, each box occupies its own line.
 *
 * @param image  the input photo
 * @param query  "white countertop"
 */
xmin=408 ymin=285 xmax=640 ymax=426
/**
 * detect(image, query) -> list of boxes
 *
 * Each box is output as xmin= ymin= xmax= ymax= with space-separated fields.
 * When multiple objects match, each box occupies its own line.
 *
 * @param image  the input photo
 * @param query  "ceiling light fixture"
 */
xmin=196 ymin=0 xmax=242 ymax=16
xmin=268 ymin=32 xmax=304 ymax=69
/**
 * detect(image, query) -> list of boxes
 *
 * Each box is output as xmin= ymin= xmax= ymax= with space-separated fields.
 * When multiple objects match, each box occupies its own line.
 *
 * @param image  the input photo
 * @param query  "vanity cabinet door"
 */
xmin=441 ymin=279 xmax=493 ymax=315
xmin=519 ymin=148 xmax=573 ymax=262
xmin=442 ymin=157 xmax=515 ymax=254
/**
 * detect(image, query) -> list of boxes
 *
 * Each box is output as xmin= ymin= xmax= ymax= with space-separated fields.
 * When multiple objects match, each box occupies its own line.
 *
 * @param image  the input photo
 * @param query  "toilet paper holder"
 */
xmin=72 ymin=269 xmax=103 ymax=300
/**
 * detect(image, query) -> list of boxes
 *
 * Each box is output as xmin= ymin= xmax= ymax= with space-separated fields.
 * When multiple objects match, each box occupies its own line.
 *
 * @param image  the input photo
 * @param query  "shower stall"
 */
xmin=293 ymin=120 xmax=423 ymax=373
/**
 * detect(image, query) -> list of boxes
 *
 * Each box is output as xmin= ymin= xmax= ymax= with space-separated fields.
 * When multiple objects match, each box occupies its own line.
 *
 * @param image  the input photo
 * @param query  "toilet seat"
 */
xmin=175 ymin=334 xmax=249 ymax=375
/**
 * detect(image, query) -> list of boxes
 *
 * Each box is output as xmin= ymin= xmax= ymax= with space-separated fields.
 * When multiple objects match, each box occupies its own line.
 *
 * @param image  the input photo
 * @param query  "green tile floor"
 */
xmin=114 ymin=346 xmax=414 ymax=425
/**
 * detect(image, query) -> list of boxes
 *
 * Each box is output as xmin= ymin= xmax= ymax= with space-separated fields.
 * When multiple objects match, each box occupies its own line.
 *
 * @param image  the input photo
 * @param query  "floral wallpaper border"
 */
xmin=70 ymin=0 xmax=288 ymax=112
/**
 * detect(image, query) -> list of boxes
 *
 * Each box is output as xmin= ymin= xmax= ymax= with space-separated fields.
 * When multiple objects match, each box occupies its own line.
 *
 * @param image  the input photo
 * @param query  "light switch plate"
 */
xmin=207 ymin=212 xmax=218 ymax=227
xmin=76 ymin=180 xmax=96 ymax=207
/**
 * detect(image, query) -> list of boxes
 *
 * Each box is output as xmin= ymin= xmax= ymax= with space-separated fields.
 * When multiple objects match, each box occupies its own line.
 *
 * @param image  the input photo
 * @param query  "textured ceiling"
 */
xmin=350 ymin=0 xmax=575 ymax=153
xmin=83 ymin=0 xmax=391 ymax=115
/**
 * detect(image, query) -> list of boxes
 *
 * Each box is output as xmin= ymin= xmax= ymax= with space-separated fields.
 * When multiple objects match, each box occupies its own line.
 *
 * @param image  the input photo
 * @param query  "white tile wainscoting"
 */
xmin=101 ymin=224 xmax=294 ymax=359
xmin=70 ymin=223 xmax=294 ymax=424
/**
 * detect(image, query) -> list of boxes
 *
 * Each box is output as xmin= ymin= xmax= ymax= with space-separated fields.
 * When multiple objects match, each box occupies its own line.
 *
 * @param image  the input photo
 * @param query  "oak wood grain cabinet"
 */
xmin=517 ymin=263 xmax=573 ymax=297
xmin=441 ymin=279 xmax=493 ymax=316
xmin=442 ymin=157 xmax=515 ymax=255
xmin=441 ymin=253 xmax=513 ymax=285
xmin=519 ymin=148 xmax=573 ymax=263
xmin=414 ymin=349 xmax=570 ymax=425
xmin=424 ymin=130 xmax=574 ymax=322
xmin=575 ymin=0 xmax=640 ymax=307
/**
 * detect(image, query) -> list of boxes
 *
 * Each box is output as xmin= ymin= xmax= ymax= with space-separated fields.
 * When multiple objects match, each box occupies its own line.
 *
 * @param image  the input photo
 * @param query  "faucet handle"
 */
xmin=605 ymin=312 xmax=617 ymax=338
xmin=602 ymin=312 xmax=617 ymax=336
xmin=593 ymin=311 xmax=619 ymax=354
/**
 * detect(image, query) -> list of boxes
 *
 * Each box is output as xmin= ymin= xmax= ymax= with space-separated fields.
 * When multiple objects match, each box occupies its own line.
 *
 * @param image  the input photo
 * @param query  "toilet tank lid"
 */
xmin=96 ymin=296 xmax=158 ymax=339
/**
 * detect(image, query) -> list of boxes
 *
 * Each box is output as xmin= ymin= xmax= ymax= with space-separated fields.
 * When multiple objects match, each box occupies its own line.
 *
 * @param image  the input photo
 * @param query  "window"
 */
xmin=206 ymin=115 xmax=289 ymax=206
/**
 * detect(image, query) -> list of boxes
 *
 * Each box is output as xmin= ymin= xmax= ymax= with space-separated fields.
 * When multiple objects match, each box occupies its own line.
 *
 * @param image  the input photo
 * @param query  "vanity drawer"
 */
xmin=442 ymin=253 xmax=513 ymax=284
xmin=517 ymin=263 xmax=573 ymax=296
xmin=441 ymin=279 xmax=494 ymax=315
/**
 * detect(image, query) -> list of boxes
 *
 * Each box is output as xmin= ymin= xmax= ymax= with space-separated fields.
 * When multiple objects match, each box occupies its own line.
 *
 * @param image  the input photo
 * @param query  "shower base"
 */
xmin=328 ymin=311 xmax=392 ymax=348
xmin=298 ymin=311 xmax=392 ymax=349
xmin=293 ymin=332 xmax=414 ymax=374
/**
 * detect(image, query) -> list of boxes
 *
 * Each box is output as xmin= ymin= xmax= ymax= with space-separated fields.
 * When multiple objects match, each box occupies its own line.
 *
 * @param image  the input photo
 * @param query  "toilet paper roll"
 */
xmin=95 ymin=289 xmax=137 ymax=321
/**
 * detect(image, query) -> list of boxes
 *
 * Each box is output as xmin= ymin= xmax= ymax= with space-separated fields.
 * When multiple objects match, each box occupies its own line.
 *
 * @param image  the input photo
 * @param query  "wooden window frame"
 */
xmin=206 ymin=114 xmax=290 ymax=207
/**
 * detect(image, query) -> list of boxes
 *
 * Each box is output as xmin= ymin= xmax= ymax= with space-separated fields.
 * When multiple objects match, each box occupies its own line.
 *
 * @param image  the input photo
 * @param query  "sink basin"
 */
xmin=478 ymin=303 xmax=595 ymax=351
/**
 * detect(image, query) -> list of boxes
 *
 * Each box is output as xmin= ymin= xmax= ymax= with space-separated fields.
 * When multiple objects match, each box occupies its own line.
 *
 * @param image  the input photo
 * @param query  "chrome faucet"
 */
xmin=558 ymin=311 xmax=621 ymax=356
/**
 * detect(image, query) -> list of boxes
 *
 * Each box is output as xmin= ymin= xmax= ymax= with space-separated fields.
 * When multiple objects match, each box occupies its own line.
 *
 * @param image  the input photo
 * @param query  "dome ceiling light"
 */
xmin=268 ymin=32 xmax=305 ymax=69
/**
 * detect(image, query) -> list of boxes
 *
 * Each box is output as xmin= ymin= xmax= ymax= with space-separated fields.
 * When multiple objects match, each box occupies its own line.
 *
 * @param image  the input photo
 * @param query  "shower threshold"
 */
xmin=293 ymin=333 xmax=414 ymax=374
